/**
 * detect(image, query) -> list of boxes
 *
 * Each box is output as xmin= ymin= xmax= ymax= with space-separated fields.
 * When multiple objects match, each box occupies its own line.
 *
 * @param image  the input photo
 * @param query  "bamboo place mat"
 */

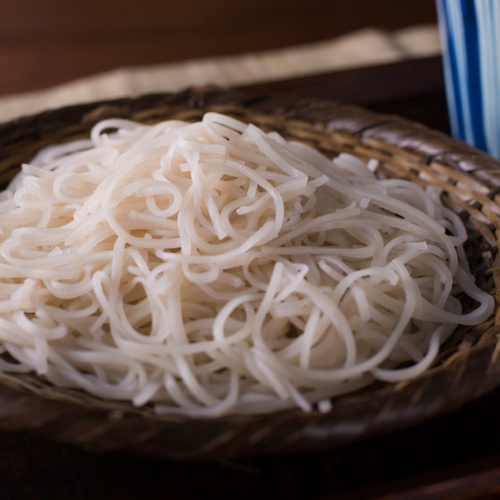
xmin=0 ymin=24 xmax=440 ymax=124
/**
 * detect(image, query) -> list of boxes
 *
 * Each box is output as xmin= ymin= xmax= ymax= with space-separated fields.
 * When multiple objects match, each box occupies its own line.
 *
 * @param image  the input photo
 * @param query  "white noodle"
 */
xmin=0 ymin=113 xmax=493 ymax=417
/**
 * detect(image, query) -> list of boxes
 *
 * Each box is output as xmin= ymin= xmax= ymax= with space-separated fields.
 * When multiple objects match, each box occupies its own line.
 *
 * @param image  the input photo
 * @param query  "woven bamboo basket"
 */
xmin=0 ymin=87 xmax=498 ymax=460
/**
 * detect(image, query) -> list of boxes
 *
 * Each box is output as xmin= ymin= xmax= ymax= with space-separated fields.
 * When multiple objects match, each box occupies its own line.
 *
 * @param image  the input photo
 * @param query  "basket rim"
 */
xmin=0 ymin=87 xmax=497 ymax=459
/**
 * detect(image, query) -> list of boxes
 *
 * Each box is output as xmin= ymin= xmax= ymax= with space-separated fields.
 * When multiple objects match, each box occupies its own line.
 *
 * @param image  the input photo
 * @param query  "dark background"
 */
xmin=0 ymin=0 xmax=437 ymax=96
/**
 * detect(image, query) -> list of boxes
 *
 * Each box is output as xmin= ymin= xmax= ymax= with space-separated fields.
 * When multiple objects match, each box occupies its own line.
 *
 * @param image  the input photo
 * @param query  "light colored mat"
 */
xmin=0 ymin=24 xmax=440 ymax=123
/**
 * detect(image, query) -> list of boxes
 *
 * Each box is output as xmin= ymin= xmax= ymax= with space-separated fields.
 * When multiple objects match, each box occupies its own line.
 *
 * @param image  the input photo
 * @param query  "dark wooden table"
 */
xmin=1 ymin=56 xmax=500 ymax=500
xmin=0 ymin=0 xmax=437 ymax=97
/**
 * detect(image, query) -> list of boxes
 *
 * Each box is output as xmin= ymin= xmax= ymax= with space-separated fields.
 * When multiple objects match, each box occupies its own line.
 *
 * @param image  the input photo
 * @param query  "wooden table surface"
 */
xmin=0 ymin=0 xmax=437 ymax=97
xmin=4 ymin=2 xmax=500 ymax=499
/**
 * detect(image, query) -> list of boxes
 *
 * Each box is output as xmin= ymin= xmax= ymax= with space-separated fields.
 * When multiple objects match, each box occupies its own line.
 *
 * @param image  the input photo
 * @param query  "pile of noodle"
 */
xmin=0 ymin=113 xmax=492 ymax=417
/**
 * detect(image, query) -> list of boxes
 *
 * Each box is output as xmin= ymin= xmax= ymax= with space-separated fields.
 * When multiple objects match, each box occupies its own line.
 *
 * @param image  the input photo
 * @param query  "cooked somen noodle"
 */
xmin=0 ymin=113 xmax=493 ymax=417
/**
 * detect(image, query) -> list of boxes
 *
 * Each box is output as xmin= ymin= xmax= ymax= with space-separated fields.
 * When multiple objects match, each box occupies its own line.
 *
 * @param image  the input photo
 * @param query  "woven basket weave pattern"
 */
xmin=0 ymin=88 xmax=496 ymax=459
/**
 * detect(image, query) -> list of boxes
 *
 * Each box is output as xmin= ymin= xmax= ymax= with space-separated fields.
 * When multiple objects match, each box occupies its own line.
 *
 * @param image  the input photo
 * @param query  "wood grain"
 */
xmin=0 ymin=0 xmax=437 ymax=96
xmin=239 ymin=56 xmax=450 ymax=132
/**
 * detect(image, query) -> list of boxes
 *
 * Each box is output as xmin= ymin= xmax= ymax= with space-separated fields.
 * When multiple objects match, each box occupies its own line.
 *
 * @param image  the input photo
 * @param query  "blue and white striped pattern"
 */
xmin=436 ymin=0 xmax=500 ymax=157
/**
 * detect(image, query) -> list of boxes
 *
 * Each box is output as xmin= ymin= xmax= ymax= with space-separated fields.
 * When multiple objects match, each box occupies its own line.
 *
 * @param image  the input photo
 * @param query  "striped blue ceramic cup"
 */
xmin=436 ymin=0 xmax=500 ymax=157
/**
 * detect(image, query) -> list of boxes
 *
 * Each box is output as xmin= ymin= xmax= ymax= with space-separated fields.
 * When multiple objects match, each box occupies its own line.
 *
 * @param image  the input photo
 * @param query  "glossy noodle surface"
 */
xmin=0 ymin=113 xmax=492 ymax=417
